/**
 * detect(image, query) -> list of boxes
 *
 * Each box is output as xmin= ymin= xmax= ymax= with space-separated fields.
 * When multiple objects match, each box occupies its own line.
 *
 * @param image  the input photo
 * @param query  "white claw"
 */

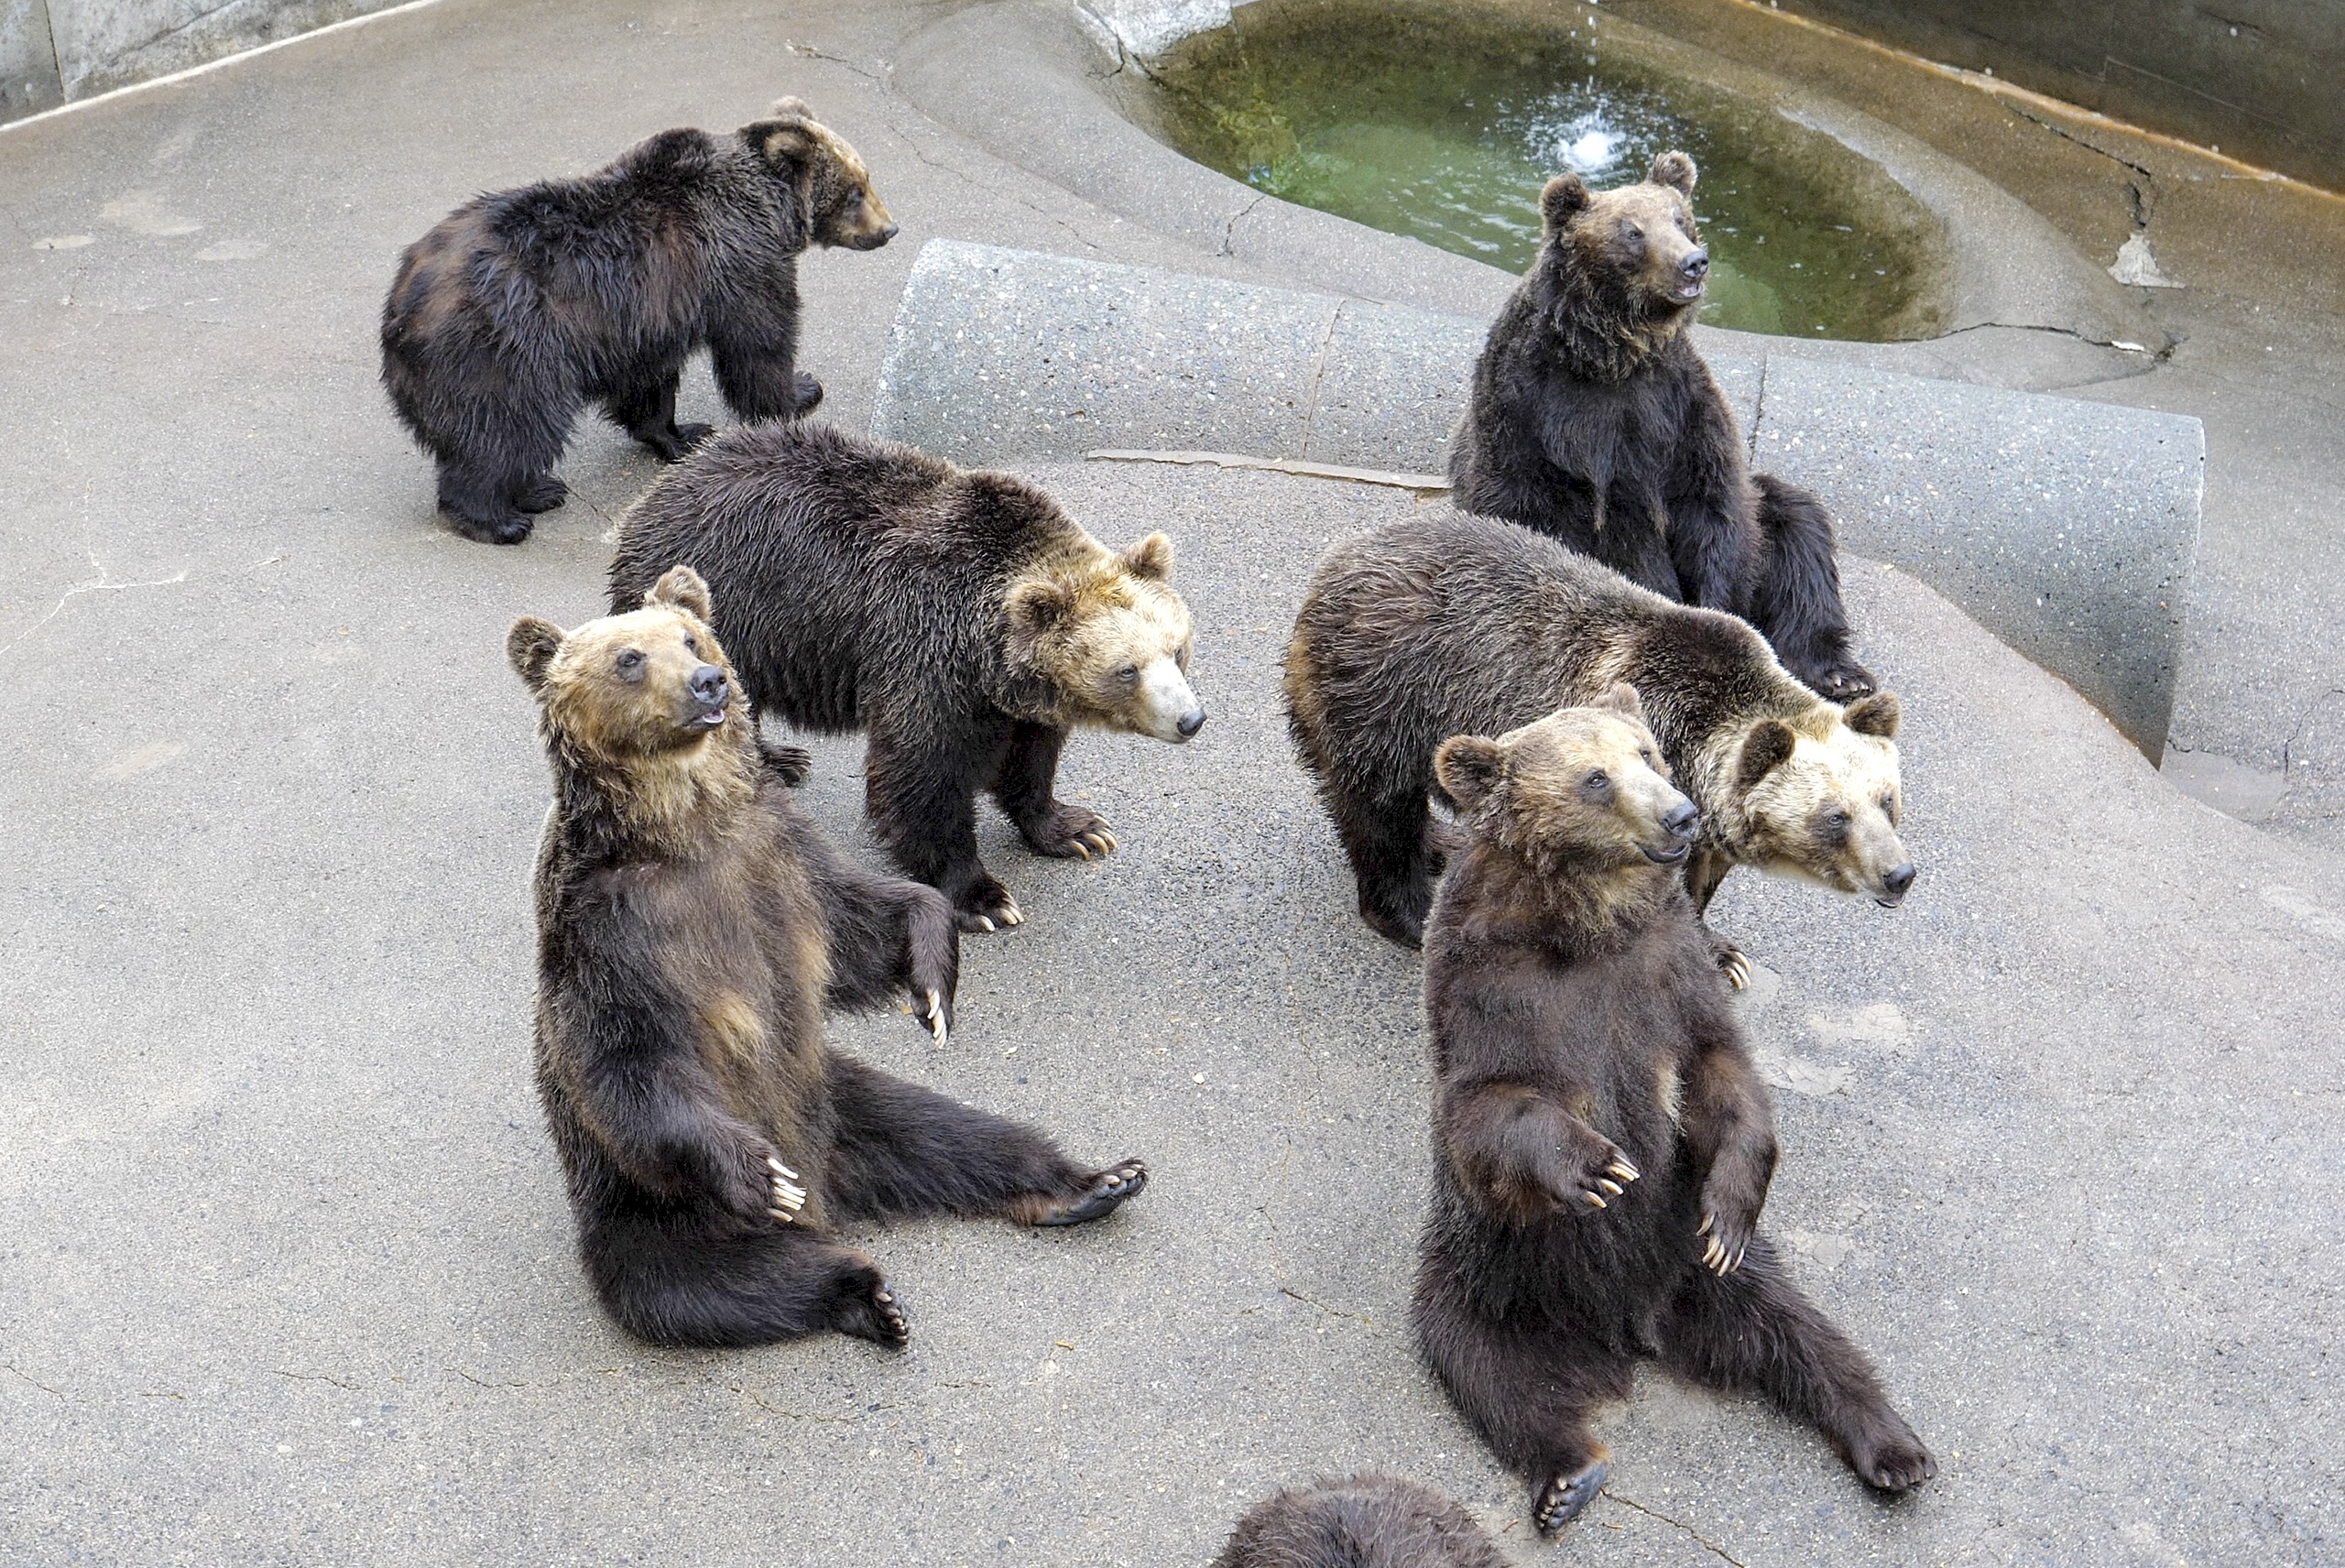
xmin=769 ymin=1158 xmax=802 ymax=1181
xmin=1584 ymin=1192 xmax=1606 ymax=1210
xmin=976 ymin=916 xmax=996 ymax=932
xmin=1696 ymin=1213 xmax=1714 ymax=1236
xmin=1598 ymin=1180 xmax=1622 ymax=1197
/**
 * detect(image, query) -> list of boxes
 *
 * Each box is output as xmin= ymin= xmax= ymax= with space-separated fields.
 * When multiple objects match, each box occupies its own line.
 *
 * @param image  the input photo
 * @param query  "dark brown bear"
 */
xmin=1412 ymin=691 xmax=1934 ymax=1534
xmin=608 ymin=422 xmax=1205 ymax=932
xmin=1447 ymin=151 xmax=1873 ymax=700
xmin=1284 ymin=510 xmax=1910 ymax=955
xmin=510 ymin=566 xmax=1145 ymax=1347
xmin=1212 ymin=1474 xmax=1507 ymax=1568
xmin=382 ymin=98 xmax=894 ymax=546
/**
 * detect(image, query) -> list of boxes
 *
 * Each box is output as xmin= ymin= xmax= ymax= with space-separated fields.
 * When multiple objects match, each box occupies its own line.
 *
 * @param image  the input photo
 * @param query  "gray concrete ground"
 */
xmin=3 ymin=2 xmax=2342 ymax=1564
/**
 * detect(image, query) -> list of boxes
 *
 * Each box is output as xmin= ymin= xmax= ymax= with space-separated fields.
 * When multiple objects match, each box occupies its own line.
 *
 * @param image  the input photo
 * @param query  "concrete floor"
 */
xmin=3 ymin=2 xmax=2341 ymax=1564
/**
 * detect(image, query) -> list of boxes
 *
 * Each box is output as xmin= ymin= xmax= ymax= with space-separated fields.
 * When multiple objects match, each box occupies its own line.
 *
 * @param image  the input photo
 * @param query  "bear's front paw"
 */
xmin=515 ymin=474 xmax=568 ymax=514
xmin=1020 ymin=801 xmax=1118 ymax=861
xmin=1027 ymin=1160 xmax=1148 ymax=1226
xmin=1844 ymin=1411 xmax=1936 ymax=1494
xmin=448 ymin=511 xmax=533 ymax=546
xmin=1800 ymin=651 xmax=1876 ymax=702
xmin=765 ymin=1155 xmax=809 ymax=1225
xmin=756 ymin=739 xmax=813 ymax=786
xmin=1709 ymin=931 xmax=1751 ymax=991
xmin=1533 ymin=1459 xmax=1608 ymax=1535
xmin=830 ymin=1263 xmax=910 ymax=1349
xmin=1548 ymin=1143 xmax=1640 ymax=1217
xmin=955 ymin=877 xmax=1023 ymax=934
xmin=790 ymin=371 xmax=823 ymax=417
xmin=1695 ymin=1200 xmax=1756 ymax=1276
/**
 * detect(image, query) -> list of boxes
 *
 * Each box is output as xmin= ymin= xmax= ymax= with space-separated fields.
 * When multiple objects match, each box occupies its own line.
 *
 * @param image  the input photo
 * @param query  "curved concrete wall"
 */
xmin=1 ymin=0 xmax=410 ymax=121
xmin=873 ymin=239 xmax=2203 ymax=757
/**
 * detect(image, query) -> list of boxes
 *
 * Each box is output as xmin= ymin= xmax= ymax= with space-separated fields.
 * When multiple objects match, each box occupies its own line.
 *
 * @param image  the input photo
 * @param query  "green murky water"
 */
xmin=1140 ymin=0 xmax=1944 ymax=340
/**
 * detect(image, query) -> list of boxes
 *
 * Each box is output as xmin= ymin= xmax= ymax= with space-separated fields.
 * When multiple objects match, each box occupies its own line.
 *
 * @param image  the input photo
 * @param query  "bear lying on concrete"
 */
xmin=1447 ymin=151 xmax=1873 ymax=699
xmin=609 ymin=422 xmax=1205 ymax=931
xmin=382 ymin=98 xmax=894 ymax=546
xmin=510 ymin=566 xmax=1144 ymax=1347
xmin=1412 ymin=692 xmax=1935 ymax=1534
xmin=1284 ymin=510 xmax=1910 ymax=962
xmin=1213 ymin=1474 xmax=1506 ymax=1567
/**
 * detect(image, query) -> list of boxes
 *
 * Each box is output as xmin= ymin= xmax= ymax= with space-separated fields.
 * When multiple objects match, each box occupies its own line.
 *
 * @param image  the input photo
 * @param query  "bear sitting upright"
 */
xmin=382 ymin=98 xmax=895 ymax=546
xmin=1411 ymin=691 xmax=1934 ymax=1535
xmin=509 ymin=566 xmax=1145 ymax=1347
xmin=1446 ymin=151 xmax=1873 ymax=699
xmin=609 ymin=422 xmax=1206 ymax=932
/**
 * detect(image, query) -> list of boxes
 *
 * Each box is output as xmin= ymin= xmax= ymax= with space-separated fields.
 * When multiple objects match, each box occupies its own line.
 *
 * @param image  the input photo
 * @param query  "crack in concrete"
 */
xmin=1219 ymin=192 xmax=1269 ymax=258
xmin=1745 ymin=353 xmax=1769 ymax=464
xmin=1294 ymin=301 xmax=1344 ymax=461
xmin=876 ymin=121 xmax=1109 ymax=255
xmin=272 ymin=1368 xmax=360 ymax=1390
xmin=1598 ymin=1489 xmax=1749 ymax=1566
xmin=2281 ymin=688 xmax=2345 ymax=779
xmin=782 ymin=39 xmax=886 ymax=82
xmin=1935 ymin=318 xmax=2172 ymax=359
xmin=2008 ymin=103 xmax=2157 ymax=231
xmin=0 ymin=557 xmax=191 ymax=656
xmin=1277 ymin=1284 xmax=1375 ymax=1326
xmin=4 ymin=1360 xmax=63 ymax=1399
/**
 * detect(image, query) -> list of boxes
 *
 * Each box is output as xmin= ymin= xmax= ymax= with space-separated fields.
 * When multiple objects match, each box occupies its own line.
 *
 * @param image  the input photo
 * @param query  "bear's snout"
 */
xmin=1675 ymin=247 xmax=1708 ymax=299
xmin=1176 ymin=706 xmax=1206 ymax=740
xmin=687 ymin=663 xmax=729 ymax=724
xmin=1662 ymin=799 xmax=1700 ymax=840
xmin=1876 ymin=862 xmax=1917 ymax=908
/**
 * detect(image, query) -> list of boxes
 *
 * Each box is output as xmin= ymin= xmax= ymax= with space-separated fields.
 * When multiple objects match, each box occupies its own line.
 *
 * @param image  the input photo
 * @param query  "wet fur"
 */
xmin=516 ymin=572 xmax=1141 ymax=1347
xmin=1446 ymin=155 xmax=1871 ymax=697
xmin=1412 ymin=705 xmax=1932 ymax=1533
xmin=382 ymin=101 xmax=892 ymax=545
xmin=1212 ymin=1474 xmax=1508 ymax=1568
xmin=1283 ymin=509 xmax=1904 ymax=949
xmin=607 ymin=422 xmax=1194 ymax=931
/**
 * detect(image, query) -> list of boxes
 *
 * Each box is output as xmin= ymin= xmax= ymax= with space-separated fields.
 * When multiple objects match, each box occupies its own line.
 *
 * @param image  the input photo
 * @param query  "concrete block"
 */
xmin=0 ymin=0 xmax=63 ymax=119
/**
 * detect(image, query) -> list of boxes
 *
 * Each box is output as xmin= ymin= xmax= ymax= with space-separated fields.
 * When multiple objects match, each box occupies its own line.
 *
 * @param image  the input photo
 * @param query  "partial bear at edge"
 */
xmin=1212 ymin=1473 xmax=1509 ymax=1567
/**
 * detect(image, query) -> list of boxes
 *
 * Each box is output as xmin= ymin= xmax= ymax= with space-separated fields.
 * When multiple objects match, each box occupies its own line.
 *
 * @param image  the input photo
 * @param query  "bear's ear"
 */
xmin=769 ymin=95 xmax=813 ymax=122
xmin=1540 ymin=173 xmax=1589 ymax=233
xmin=646 ymin=565 xmax=714 ymax=622
xmin=1434 ymin=734 xmax=1508 ymax=812
xmin=1648 ymin=150 xmax=1697 ymax=195
xmin=1120 ymin=531 xmax=1174 ymax=584
xmin=507 ymin=616 xmax=566 ymax=694
xmin=1006 ymin=575 xmax=1076 ymax=638
xmin=758 ymin=121 xmax=820 ymax=169
xmin=1843 ymin=690 xmax=1901 ymax=738
xmin=1598 ymin=681 xmax=1648 ymax=724
xmin=1734 ymin=719 xmax=1798 ymax=792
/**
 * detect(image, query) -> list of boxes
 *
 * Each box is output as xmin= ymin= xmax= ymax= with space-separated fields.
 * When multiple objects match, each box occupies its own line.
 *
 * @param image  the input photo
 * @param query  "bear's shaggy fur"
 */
xmin=382 ymin=98 xmax=894 ymax=546
xmin=1446 ymin=150 xmax=1873 ymax=699
xmin=1412 ymin=693 xmax=1934 ymax=1535
xmin=608 ymin=422 xmax=1205 ymax=931
xmin=1283 ymin=510 xmax=1911 ymax=957
xmin=1212 ymin=1474 xmax=1507 ymax=1568
xmin=512 ymin=567 xmax=1145 ymax=1347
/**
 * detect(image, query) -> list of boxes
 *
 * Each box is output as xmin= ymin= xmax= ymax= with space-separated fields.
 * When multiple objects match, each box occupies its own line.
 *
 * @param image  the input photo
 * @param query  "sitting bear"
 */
xmin=608 ymin=422 xmax=1205 ymax=932
xmin=1446 ymin=150 xmax=1873 ymax=700
xmin=509 ymin=566 xmax=1145 ymax=1347
xmin=1212 ymin=1474 xmax=1506 ymax=1568
xmin=1284 ymin=509 xmax=1910 ymax=962
xmin=381 ymin=98 xmax=895 ymax=546
xmin=1412 ymin=692 xmax=1935 ymax=1535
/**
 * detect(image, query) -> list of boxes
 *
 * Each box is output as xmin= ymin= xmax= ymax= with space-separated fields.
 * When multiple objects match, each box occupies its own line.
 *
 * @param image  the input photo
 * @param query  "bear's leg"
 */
xmin=792 ymin=814 xmax=960 ymax=1040
xmin=822 ymin=1055 xmax=1147 ymax=1227
xmin=710 ymin=288 xmax=817 ymax=421
xmin=1330 ymin=782 xmax=1441 ymax=948
xmin=1684 ymin=848 xmax=1750 ymax=988
xmin=585 ymin=1222 xmax=909 ymax=1349
xmin=1414 ymin=1262 xmax=1628 ymax=1534
xmin=867 ymin=732 xmax=1021 ymax=933
xmin=514 ymin=473 xmax=568 ymax=514
xmin=605 ymin=363 xmax=714 ymax=463
xmin=433 ymin=454 xmax=534 ymax=546
xmin=993 ymin=722 xmax=1117 ymax=860
xmin=1748 ymin=476 xmax=1874 ymax=700
xmin=1657 ymin=1241 xmax=1935 ymax=1494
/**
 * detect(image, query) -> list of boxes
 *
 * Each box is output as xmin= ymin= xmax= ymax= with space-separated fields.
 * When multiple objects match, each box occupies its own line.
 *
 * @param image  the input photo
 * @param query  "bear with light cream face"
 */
xmin=609 ymin=422 xmax=1205 ymax=931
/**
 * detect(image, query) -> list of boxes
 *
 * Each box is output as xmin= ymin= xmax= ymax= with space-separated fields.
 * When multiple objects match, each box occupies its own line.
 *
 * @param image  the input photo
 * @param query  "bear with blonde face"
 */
xmin=382 ymin=97 xmax=895 ymax=544
xmin=510 ymin=567 xmax=1146 ymax=1348
xmin=609 ymin=422 xmax=1204 ymax=931
xmin=1412 ymin=691 xmax=1934 ymax=1537
xmin=1285 ymin=509 xmax=1910 ymax=969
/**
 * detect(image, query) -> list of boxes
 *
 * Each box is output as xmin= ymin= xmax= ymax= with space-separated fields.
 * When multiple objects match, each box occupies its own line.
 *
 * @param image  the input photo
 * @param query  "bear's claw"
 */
xmin=832 ymin=1269 xmax=910 ymax=1348
xmin=767 ymin=1156 xmax=808 ymax=1224
xmin=1033 ymin=1160 xmax=1148 ymax=1226
xmin=923 ymin=988 xmax=948 ymax=1044
xmin=1533 ymin=1460 xmax=1608 ymax=1535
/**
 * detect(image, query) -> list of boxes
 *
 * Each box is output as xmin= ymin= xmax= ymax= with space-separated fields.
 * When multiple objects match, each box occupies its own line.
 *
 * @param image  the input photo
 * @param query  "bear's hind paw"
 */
xmin=1030 ymin=1160 xmax=1148 ymax=1227
xmin=957 ymin=880 xmax=1023 ymax=934
xmin=831 ymin=1266 xmax=910 ymax=1348
xmin=1533 ymin=1459 xmax=1609 ymax=1535
xmin=1845 ymin=1415 xmax=1936 ymax=1495
xmin=1022 ymin=802 xmax=1118 ymax=861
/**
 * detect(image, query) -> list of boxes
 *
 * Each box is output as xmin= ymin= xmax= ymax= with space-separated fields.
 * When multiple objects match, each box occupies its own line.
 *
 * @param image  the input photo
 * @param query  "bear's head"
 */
xmin=1434 ymin=685 xmax=1702 ymax=876
xmin=1731 ymin=691 xmax=1915 ymax=908
xmin=1535 ymin=151 xmax=1708 ymax=358
xmin=745 ymin=97 xmax=897 ymax=251
xmin=508 ymin=567 xmax=750 ymax=815
xmin=1003 ymin=528 xmax=1205 ymax=745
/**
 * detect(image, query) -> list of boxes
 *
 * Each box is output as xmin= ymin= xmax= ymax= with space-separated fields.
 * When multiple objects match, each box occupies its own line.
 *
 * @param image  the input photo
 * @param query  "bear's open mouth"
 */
xmin=688 ymin=704 xmax=726 ymax=729
xmin=1673 ymin=279 xmax=1705 ymax=302
xmin=1642 ymin=843 xmax=1690 ymax=866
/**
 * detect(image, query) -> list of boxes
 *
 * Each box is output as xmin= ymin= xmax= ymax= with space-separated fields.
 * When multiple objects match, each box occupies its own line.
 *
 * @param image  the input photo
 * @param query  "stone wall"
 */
xmin=2 ymin=0 xmax=409 ymax=124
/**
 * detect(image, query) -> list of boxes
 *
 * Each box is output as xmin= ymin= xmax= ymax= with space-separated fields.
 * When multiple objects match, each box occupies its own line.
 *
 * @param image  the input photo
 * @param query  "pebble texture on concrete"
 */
xmin=874 ymin=240 xmax=2202 ymax=756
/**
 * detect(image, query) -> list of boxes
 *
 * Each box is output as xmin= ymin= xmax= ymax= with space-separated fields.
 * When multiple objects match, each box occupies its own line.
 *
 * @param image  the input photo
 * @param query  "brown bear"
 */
xmin=1283 ymin=509 xmax=1910 ymax=965
xmin=1412 ymin=693 xmax=1935 ymax=1535
xmin=608 ymin=422 xmax=1205 ymax=932
xmin=1446 ymin=151 xmax=1873 ymax=700
xmin=510 ymin=566 xmax=1145 ymax=1347
xmin=382 ymin=98 xmax=894 ymax=546
xmin=1212 ymin=1474 xmax=1506 ymax=1568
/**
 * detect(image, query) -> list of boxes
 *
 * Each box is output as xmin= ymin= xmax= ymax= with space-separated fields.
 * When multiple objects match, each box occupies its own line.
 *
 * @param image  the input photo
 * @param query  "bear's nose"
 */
xmin=1663 ymin=800 xmax=1701 ymax=840
xmin=1679 ymin=247 xmax=1709 ymax=280
xmin=878 ymin=222 xmax=900 ymax=243
xmin=1176 ymin=707 xmax=1207 ymax=740
xmin=1882 ymin=863 xmax=1917 ymax=898
xmin=689 ymin=664 xmax=728 ymax=707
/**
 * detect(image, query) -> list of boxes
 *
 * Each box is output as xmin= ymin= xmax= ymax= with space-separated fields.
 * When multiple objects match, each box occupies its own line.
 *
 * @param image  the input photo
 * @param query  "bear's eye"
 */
xmin=1826 ymin=808 xmax=1851 ymax=829
xmin=1117 ymin=662 xmax=1140 ymax=686
xmin=682 ymin=634 xmax=699 ymax=655
xmin=615 ymin=648 xmax=646 ymax=680
xmin=1585 ymin=769 xmax=1609 ymax=790
xmin=1880 ymin=792 xmax=1898 ymax=819
xmin=1640 ymin=747 xmax=1656 ymax=767
xmin=1624 ymin=223 xmax=1643 ymax=241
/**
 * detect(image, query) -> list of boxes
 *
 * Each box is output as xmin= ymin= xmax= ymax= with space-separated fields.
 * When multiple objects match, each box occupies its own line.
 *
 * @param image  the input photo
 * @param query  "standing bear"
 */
xmin=510 ymin=566 xmax=1145 ymax=1347
xmin=1284 ymin=510 xmax=1910 ymax=956
xmin=382 ymin=98 xmax=894 ymax=545
xmin=1447 ymin=150 xmax=1873 ymax=699
xmin=1412 ymin=692 xmax=1935 ymax=1534
xmin=609 ymin=422 xmax=1205 ymax=932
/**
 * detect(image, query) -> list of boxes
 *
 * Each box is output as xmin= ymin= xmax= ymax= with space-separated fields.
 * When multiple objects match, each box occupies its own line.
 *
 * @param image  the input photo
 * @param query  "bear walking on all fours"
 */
xmin=509 ymin=566 xmax=1145 ymax=1347
xmin=608 ymin=422 xmax=1206 ymax=932
xmin=382 ymin=98 xmax=895 ymax=546
xmin=1212 ymin=1474 xmax=1508 ymax=1568
xmin=1411 ymin=693 xmax=1935 ymax=1535
xmin=1447 ymin=150 xmax=1874 ymax=700
xmin=1284 ymin=509 xmax=1911 ymax=960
